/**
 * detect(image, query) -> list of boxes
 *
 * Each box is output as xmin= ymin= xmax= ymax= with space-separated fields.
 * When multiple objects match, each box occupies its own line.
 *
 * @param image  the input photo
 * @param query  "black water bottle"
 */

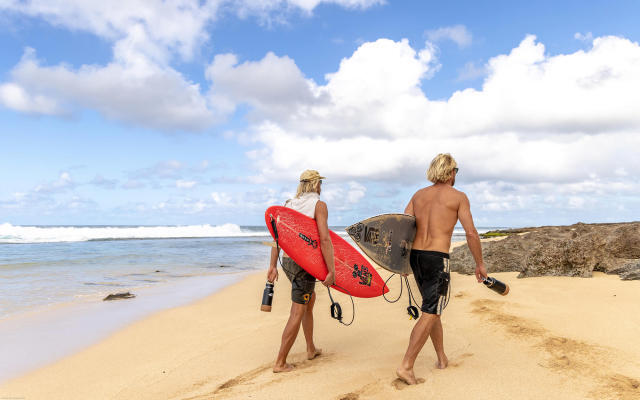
xmin=482 ymin=276 xmax=510 ymax=296
xmin=261 ymin=281 xmax=274 ymax=312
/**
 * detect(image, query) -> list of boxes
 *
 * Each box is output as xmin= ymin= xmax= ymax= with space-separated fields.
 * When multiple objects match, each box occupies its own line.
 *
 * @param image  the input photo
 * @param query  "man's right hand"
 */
xmin=267 ymin=266 xmax=279 ymax=283
xmin=322 ymin=271 xmax=335 ymax=287
xmin=475 ymin=263 xmax=488 ymax=282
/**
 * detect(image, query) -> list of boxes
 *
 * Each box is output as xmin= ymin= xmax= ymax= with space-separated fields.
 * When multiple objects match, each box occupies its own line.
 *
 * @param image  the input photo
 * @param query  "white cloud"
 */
xmin=34 ymin=172 xmax=75 ymax=193
xmin=1 ymin=48 xmax=215 ymax=131
xmin=426 ymin=25 xmax=472 ymax=48
xmin=232 ymin=0 xmax=384 ymax=22
xmin=575 ymin=32 xmax=594 ymax=42
xmin=235 ymin=35 xmax=640 ymax=193
xmin=0 ymin=0 xmax=383 ymax=130
xmin=0 ymin=0 xmax=218 ymax=62
xmin=206 ymin=52 xmax=319 ymax=120
xmin=211 ymin=191 xmax=234 ymax=206
xmin=122 ymin=180 xmax=145 ymax=190
xmin=90 ymin=175 xmax=118 ymax=189
xmin=456 ymin=61 xmax=487 ymax=81
xmin=568 ymin=196 xmax=586 ymax=209
xmin=321 ymin=181 xmax=367 ymax=210
xmin=0 ymin=82 xmax=61 ymax=114
xmin=219 ymin=38 xmax=439 ymax=147
xmin=176 ymin=180 xmax=197 ymax=189
xmin=346 ymin=182 xmax=366 ymax=203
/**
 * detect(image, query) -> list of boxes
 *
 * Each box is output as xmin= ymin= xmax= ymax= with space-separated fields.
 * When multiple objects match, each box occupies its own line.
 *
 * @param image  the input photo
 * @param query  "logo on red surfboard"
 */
xmin=298 ymin=232 xmax=318 ymax=249
xmin=352 ymin=264 xmax=372 ymax=286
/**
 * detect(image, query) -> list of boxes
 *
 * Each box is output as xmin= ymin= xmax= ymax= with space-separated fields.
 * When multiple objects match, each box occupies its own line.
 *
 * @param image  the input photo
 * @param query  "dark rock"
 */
xmin=103 ymin=292 xmax=136 ymax=301
xmin=606 ymin=259 xmax=640 ymax=281
xmin=621 ymin=270 xmax=640 ymax=281
xmin=450 ymin=221 xmax=640 ymax=280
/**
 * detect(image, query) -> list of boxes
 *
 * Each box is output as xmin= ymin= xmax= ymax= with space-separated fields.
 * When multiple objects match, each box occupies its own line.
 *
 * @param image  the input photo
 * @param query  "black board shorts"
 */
xmin=282 ymin=257 xmax=316 ymax=305
xmin=409 ymin=250 xmax=451 ymax=315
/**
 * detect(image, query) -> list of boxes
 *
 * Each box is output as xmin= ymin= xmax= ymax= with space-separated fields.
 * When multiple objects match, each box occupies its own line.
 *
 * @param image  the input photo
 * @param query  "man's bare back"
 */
xmin=405 ymin=184 xmax=466 ymax=253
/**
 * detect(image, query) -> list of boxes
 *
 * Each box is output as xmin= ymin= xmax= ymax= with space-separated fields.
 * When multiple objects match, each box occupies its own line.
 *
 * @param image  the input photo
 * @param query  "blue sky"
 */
xmin=1 ymin=0 xmax=639 ymax=227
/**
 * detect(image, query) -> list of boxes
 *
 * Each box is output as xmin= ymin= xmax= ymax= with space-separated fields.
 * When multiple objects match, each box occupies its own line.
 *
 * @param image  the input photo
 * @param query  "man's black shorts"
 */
xmin=410 ymin=249 xmax=451 ymax=315
xmin=282 ymin=257 xmax=316 ymax=305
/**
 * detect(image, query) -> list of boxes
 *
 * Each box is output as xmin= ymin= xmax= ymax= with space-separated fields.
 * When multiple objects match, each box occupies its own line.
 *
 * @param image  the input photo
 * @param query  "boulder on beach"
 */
xmin=451 ymin=221 xmax=640 ymax=280
xmin=103 ymin=292 xmax=136 ymax=301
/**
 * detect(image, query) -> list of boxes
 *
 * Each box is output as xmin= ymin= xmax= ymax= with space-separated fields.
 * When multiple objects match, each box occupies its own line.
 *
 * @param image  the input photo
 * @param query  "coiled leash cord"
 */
xmin=326 ymin=285 xmax=355 ymax=326
xmin=270 ymin=215 xmax=355 ymax=326
xmin=404 ymin=276 xmax=420 ymax=320
xmin=382 ymin=273 xmax=420 ymax=320
xmin=437 ymin=270 xmax=452 ymax=315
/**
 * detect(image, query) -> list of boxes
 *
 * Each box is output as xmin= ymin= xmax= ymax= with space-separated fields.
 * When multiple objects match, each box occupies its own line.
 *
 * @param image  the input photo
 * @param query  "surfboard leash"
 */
xmin=326 ymin=285 xmax=355 ymax=326
xmin=381 ymin=273 xmax=420 ymax=320
xmin=382 ymin=273 xmax=403 ymax=303
xmin=404 ymin=276 xmax=420 ymax=320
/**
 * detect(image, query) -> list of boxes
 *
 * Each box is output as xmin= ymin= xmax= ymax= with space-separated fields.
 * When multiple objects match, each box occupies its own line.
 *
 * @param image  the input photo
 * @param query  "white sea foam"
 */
xmin=0 ymin=223 xmax=269 ymax=243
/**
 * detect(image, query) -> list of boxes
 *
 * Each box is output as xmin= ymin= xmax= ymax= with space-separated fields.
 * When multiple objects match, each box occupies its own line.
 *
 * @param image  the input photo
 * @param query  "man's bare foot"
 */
xmin=396 ymin=367 xmax=418 ymax=385
xmin=435 ymin=354 xmax=449 ymax=369
xmin=273 ymin=363 xmax=294 ymax=373
xmin=307 ymin=348 xmax=322 ymax=360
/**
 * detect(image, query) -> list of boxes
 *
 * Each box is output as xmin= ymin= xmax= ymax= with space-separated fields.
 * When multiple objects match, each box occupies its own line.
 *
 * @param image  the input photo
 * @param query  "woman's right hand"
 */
xmin=267 ymin=266 xmax=279 ymax=283
xmin=322 ymin=271 xmax=335 ymax=287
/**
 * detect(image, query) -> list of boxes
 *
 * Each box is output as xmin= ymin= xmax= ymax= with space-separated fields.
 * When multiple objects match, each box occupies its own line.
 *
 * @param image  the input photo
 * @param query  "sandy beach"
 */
xmin=2 ymin=245 xmax=639 ymax=400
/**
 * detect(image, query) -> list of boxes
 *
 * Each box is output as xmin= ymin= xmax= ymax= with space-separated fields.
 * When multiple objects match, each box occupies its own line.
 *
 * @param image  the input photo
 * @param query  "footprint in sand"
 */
xmin=336 ymin=380 xmax=385 ymax=399
xmin=180 ymin=363 xmax=273 ymax=400
xmin=208 ymin=352 xmax=333 ymax=398
xmin=471 ymin=298 xmax=640 ymax=399
xmin=391 ymin=377 xmax=425 ymax=390
xmin=214 ymin=364 xmax=273 ymax=393
xmin=598 ymin=373 xmax=640 ymax=400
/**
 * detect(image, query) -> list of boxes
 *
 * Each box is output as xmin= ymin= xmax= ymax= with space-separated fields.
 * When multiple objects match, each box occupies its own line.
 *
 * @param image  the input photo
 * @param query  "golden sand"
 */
xmin=1 ymin=243 xmax=639 ymax=400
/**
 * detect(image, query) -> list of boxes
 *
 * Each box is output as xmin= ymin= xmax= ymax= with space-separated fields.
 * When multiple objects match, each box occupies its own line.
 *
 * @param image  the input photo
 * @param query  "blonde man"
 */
xmin=267 ymin=170 xmax=336 ymax=373
xmin=396 ymin=153 xmax=487 ymax=385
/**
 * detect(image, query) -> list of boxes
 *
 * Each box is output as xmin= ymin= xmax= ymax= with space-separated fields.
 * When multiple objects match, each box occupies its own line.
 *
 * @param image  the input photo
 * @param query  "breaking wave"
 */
xmin=0 ymin=223 xmax=269 ymax=244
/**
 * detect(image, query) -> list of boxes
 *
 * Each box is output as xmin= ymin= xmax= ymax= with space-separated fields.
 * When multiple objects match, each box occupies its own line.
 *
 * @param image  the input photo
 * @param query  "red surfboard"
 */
xmin=265 ymin=206 xmax=388 ymax=298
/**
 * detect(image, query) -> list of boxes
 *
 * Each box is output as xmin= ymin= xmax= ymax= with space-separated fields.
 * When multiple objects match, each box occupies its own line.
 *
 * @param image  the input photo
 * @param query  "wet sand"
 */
xmin=1 ymin=248 xmax=639 ymax=399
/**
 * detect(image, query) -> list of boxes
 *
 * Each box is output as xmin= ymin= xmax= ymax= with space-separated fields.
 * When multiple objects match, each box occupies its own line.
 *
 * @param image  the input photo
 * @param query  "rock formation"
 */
xmin=103 ymin=292 xmax=136 ymax=301
xmin=450 ymin=222 xmax=640 ymax=280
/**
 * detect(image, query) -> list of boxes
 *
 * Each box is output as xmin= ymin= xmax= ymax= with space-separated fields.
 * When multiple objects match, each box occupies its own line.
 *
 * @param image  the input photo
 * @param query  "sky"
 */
xmin=1 ymin=0 xmax=639 ymax=227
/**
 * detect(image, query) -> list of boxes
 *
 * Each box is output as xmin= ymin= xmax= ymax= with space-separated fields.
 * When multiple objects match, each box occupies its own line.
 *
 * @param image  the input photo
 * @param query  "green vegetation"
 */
xmin=481 ymin=232 xmax=509 ymax=238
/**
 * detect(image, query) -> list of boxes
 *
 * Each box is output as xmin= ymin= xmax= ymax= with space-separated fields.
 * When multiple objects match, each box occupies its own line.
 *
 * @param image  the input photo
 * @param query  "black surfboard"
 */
xmin=346 ymin=214 xmax=416 ymax=275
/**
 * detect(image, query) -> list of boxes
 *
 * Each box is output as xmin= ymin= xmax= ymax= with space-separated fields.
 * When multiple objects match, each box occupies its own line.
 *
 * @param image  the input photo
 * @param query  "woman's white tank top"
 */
xmin=284 ymin=192 xmax=320 ymax=218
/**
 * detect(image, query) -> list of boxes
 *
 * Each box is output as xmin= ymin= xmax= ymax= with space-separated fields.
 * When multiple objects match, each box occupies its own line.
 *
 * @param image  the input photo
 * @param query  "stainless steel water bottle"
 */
xmin=261 ymin=281 xmax=274 ymax=312
xmin=482 ymin=276 xmax=510 ymax=296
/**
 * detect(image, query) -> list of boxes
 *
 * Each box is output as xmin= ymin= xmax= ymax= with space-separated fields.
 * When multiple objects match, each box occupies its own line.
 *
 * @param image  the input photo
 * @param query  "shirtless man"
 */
xmin=396 ymin=153 xmax=488 ymax=385
xmin=267 ymin=170 xmax=336 ymax=373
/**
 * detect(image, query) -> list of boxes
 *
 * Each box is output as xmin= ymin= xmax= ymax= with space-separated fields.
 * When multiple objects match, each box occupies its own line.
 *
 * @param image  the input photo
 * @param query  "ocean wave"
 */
xmin=0 ymin=223 xmax=270 ymax=244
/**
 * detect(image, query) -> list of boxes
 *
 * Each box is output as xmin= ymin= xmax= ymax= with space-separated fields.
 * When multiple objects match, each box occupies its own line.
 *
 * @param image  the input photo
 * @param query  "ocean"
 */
xmin=0 ymin=223 xmax=495 ymax=382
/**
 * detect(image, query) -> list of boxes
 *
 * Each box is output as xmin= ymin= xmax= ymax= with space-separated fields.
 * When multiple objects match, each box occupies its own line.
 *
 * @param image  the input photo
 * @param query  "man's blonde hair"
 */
xmin=295 ymin=180 xmax=320 ymax=198
xmin=427 ymin=153 xmax=457 ymax=184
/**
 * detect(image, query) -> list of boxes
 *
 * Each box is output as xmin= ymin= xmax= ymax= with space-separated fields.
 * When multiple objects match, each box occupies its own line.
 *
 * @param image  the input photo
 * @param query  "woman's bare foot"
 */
xmin=396 ymin=367 xmax=418 ymax=385
xmin=307 ymin=348 xmax=322 ymax=360
xmin=273 ymin=363 xmax=295 ymax=373
xmin=435 ymin=354 xmax=449 ymax=369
